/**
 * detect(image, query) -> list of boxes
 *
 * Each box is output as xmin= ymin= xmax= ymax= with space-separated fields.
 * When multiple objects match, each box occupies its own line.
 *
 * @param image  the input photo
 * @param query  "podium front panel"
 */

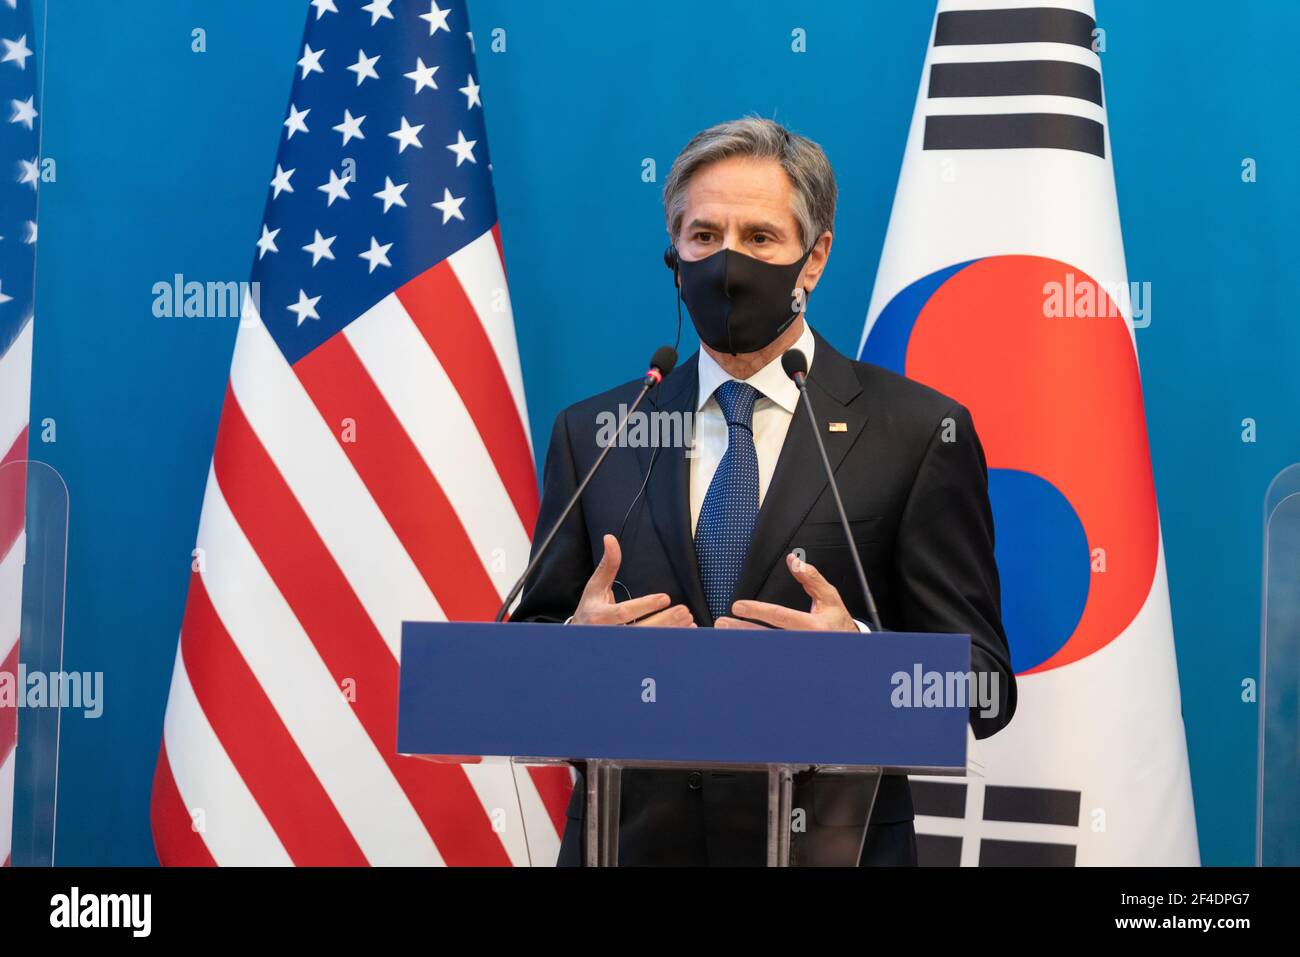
xmin=398 ymin=621 xmax=971 ymax=772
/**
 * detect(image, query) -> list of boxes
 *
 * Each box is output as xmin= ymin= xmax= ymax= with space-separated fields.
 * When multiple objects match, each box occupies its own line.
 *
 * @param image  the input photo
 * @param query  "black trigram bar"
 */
xmin=979 ymin=838 xmax=1077 ymax=866
xmin=935 ymin=7 xmax=1097 ymax=48
xmin=929 ymin=60 xmax=1102 ymax=106
xmin=924 ymin=112 xmax=1105 ymax=158
xmin=983 ymin=784 xmax=1081 ymax=826
xmin=911 ymin=779 xmax=967 ymax=818
xmin=918 ymin=834 xmax=964 ymax=867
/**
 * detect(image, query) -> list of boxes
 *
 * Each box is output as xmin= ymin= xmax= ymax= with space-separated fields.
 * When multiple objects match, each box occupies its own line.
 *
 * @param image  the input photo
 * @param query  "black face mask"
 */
xmin=676 ymin=247 xmax=812 ymax=355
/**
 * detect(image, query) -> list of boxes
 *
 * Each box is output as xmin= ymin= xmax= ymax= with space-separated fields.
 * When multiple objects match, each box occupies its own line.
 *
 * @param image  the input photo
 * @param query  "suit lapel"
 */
xmin=636 ymin=355 xmax=711 ymax=622
xmin=734 ymin=332 xmax=869 ymax=602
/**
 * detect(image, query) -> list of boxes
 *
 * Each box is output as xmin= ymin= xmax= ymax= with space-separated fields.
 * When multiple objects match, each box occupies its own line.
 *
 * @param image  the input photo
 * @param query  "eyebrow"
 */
xmin=685 ymin=217 xmax=724 ymax=233
xmin=684 ymin=217 xmax=787 ymax=236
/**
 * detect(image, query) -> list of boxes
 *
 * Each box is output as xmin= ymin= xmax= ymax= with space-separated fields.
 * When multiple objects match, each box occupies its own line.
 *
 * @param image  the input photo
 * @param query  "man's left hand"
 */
xmin=714 ymin=552 xmax=857 ymax=632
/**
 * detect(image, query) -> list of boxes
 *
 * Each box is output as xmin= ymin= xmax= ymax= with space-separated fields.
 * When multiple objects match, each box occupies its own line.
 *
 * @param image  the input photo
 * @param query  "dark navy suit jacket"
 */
xmin=512 ymin=331 xmax=1016 ymax=865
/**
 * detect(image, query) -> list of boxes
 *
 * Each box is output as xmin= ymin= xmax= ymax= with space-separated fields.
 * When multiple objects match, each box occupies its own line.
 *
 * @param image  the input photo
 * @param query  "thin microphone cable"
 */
xmin=507 ymin=759 xmax=534 ymax=867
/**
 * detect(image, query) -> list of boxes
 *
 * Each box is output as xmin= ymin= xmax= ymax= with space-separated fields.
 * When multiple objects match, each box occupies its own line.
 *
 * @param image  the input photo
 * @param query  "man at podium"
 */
xmin=512 ymin=117 xmax=1016 ymax=866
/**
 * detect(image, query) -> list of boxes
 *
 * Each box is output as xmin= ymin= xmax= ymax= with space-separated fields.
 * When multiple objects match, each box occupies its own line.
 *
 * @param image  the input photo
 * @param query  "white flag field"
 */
xmin=859 ymin=0 xmax=1198 ymax=865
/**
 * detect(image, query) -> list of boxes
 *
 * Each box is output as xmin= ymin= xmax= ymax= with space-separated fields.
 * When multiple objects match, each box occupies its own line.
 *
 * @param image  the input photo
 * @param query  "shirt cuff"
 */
xmin=853 ymin=618 xmax=871 ymax=634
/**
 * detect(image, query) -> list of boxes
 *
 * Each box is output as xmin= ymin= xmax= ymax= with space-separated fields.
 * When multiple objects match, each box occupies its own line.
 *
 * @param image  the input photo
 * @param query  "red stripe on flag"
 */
xmin=150 ymin=745 xmax=218 ymax=867
xmin=526 ymin=765 xmax=572 ymax=834
xmin=0 ymin=425 xmax=30 ymax=566
xmin=0 ymin=424 xmax=26 ymax=467
xmin=396 ymin=264 xmax=540 ymax=532
xmin=0 ymin=639 xmax=17 ymax=771
xmin=179 ymin=571 xmax=368 ymax=865
xmin=293 ymin=333 xmax=502 ymax=620
xmin=214 ymin=389 xmax=513 ymax=865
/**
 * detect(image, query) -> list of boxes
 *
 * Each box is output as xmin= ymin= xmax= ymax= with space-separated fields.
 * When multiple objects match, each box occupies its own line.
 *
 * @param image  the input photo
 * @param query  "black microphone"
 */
xmin=644 ymin=345 xmax=677 ymax=388
xmin=781 ymin=348 xmax=883 ymax=632
xmin=493 ymin=346 xmax=679 ymax=622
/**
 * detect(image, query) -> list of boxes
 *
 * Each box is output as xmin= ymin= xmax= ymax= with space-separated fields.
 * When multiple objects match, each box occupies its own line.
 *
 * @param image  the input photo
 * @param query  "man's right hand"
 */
xmin=571 ymin=534 xmax=695 ymax=627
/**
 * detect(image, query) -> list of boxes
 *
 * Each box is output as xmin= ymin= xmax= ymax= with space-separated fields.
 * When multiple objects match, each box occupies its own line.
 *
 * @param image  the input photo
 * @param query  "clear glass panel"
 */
xmin=1 ymin=460 xmax=68 ymax=867
xmin=1259 ymin=464 xmax=1300 ymax=866
xmin=2 ymin=0 xmax=51 ymax=868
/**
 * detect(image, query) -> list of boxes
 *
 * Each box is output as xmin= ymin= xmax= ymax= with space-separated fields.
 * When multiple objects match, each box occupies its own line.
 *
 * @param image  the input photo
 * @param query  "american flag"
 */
xmin=150 ymin=0 xmax=571 ymax=865
xmin=0 ymin=0 xmax=39 ymax=871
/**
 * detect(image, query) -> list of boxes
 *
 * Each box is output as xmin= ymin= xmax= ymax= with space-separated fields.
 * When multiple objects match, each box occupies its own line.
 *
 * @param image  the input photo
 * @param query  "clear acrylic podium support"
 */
xmin=0 ymin=460 xmax=69 ymax=867
xmin=519 ymin=757 xmax=884 ymax=867
xmin=1259 ymin=465 xmax=1300 ymax=866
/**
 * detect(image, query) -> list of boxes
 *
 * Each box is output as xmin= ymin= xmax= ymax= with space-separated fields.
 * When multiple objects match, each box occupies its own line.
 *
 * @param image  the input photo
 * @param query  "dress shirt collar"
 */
xmin=695 ymin=320 xmax=815 ymax=414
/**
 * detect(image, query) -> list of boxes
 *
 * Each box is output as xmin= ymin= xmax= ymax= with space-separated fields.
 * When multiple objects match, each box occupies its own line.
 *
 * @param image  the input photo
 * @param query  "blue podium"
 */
xmin=397 ymin=621 xmax=972 ymax=866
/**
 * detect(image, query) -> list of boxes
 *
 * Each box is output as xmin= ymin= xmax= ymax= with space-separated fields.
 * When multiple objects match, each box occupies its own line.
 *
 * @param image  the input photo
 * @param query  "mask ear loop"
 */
xmin=782 ymin=245 xmax=816 ymax=335
xmin=671 ymin=245 xmax=683 ymax=354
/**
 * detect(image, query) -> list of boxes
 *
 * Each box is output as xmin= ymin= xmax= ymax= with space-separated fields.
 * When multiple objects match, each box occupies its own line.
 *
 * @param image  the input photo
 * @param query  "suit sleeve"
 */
xmin=509 ymin=407 xmax=596 ymax=624
xmin=895 ymin=404 xmax=1017 ymax=738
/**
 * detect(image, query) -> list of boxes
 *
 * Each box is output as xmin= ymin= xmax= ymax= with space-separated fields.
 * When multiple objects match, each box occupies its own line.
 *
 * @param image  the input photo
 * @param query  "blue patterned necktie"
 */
xmin=695 ymin=380 xmax=761 ymax=622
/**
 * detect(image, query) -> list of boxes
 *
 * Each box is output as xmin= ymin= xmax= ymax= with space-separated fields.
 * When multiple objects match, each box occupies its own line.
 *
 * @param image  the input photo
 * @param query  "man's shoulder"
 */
xmin=557 ymin=377 xmax=653 ymax=422
xmin=853 ymin=357 xmax=965 ymax=417
xmin=801 ymin=332 xmax=979 ymax=460
xmin=553 ymin=354 xmax=698 ymax=430
xmin=816 ymin=332 xmax=968 ymax=429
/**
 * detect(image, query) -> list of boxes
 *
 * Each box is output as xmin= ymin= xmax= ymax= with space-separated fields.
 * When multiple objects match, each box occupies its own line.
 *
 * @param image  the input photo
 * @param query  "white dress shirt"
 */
xmin=690 ymin=321 xmax=815 ymax=533
xmin=690 ymin=321 xmax=869 ymax=632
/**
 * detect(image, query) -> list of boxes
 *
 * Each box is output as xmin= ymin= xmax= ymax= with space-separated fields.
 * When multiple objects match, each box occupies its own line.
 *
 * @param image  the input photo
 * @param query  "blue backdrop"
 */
xmin=27 ymin=0 xmax=1298 ymax=865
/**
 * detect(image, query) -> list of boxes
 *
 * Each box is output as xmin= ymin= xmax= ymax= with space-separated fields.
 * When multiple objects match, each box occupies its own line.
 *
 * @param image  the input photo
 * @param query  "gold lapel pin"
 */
xmin=828 ymin=422 xmax=847 ymax=432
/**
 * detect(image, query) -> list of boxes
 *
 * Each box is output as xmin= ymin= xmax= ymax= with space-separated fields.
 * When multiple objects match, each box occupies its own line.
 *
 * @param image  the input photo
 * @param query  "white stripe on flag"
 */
xmin=916 ymin=814 xmax=1082 ymax=844
xmin=0 ymin=318 xmax=33 ymax=454
xmin=344 ymin=294 xmax=532 ymax=598
xmin=161 ymin=647 xmax=292 ymax=866
xmin=0 ymin=531 xmax=23 ymax=666
xmin=928 ymin=41 xmax=1100 ymax=70
xmin=196 ymin=465 xmax=444 ymax=866
xmin=927 ymin=94 xmax=1104 ymax=125
xmin=937 ymin=0 xmax=1096 ymax=14
xmin=230 ymin=307 xmax=445 ymax=658
xmin=447 ymin=229 xmax=533 ymax=455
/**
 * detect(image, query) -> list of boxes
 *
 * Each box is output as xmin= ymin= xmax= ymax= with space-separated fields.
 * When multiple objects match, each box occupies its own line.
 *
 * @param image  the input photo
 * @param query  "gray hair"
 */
xmin=663 ymin=117 xmax=837 ymax=251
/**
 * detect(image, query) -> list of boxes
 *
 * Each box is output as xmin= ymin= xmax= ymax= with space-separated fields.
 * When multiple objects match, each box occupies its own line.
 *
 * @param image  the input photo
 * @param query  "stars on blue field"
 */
xmin=252 ymin=1 xmax=497 ymax=365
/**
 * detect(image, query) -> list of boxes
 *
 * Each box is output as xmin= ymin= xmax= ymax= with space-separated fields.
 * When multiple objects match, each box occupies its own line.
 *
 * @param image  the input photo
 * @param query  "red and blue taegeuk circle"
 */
xmin=860 ymin=256 xmax=1159 ymax=674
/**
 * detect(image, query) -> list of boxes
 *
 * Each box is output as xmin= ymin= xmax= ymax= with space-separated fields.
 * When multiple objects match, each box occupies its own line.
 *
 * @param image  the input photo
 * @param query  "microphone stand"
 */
xmin=493 ymin=370 xmax=665 ymax=622
xmin=790 ymin=372 xmax=883 ymax=633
